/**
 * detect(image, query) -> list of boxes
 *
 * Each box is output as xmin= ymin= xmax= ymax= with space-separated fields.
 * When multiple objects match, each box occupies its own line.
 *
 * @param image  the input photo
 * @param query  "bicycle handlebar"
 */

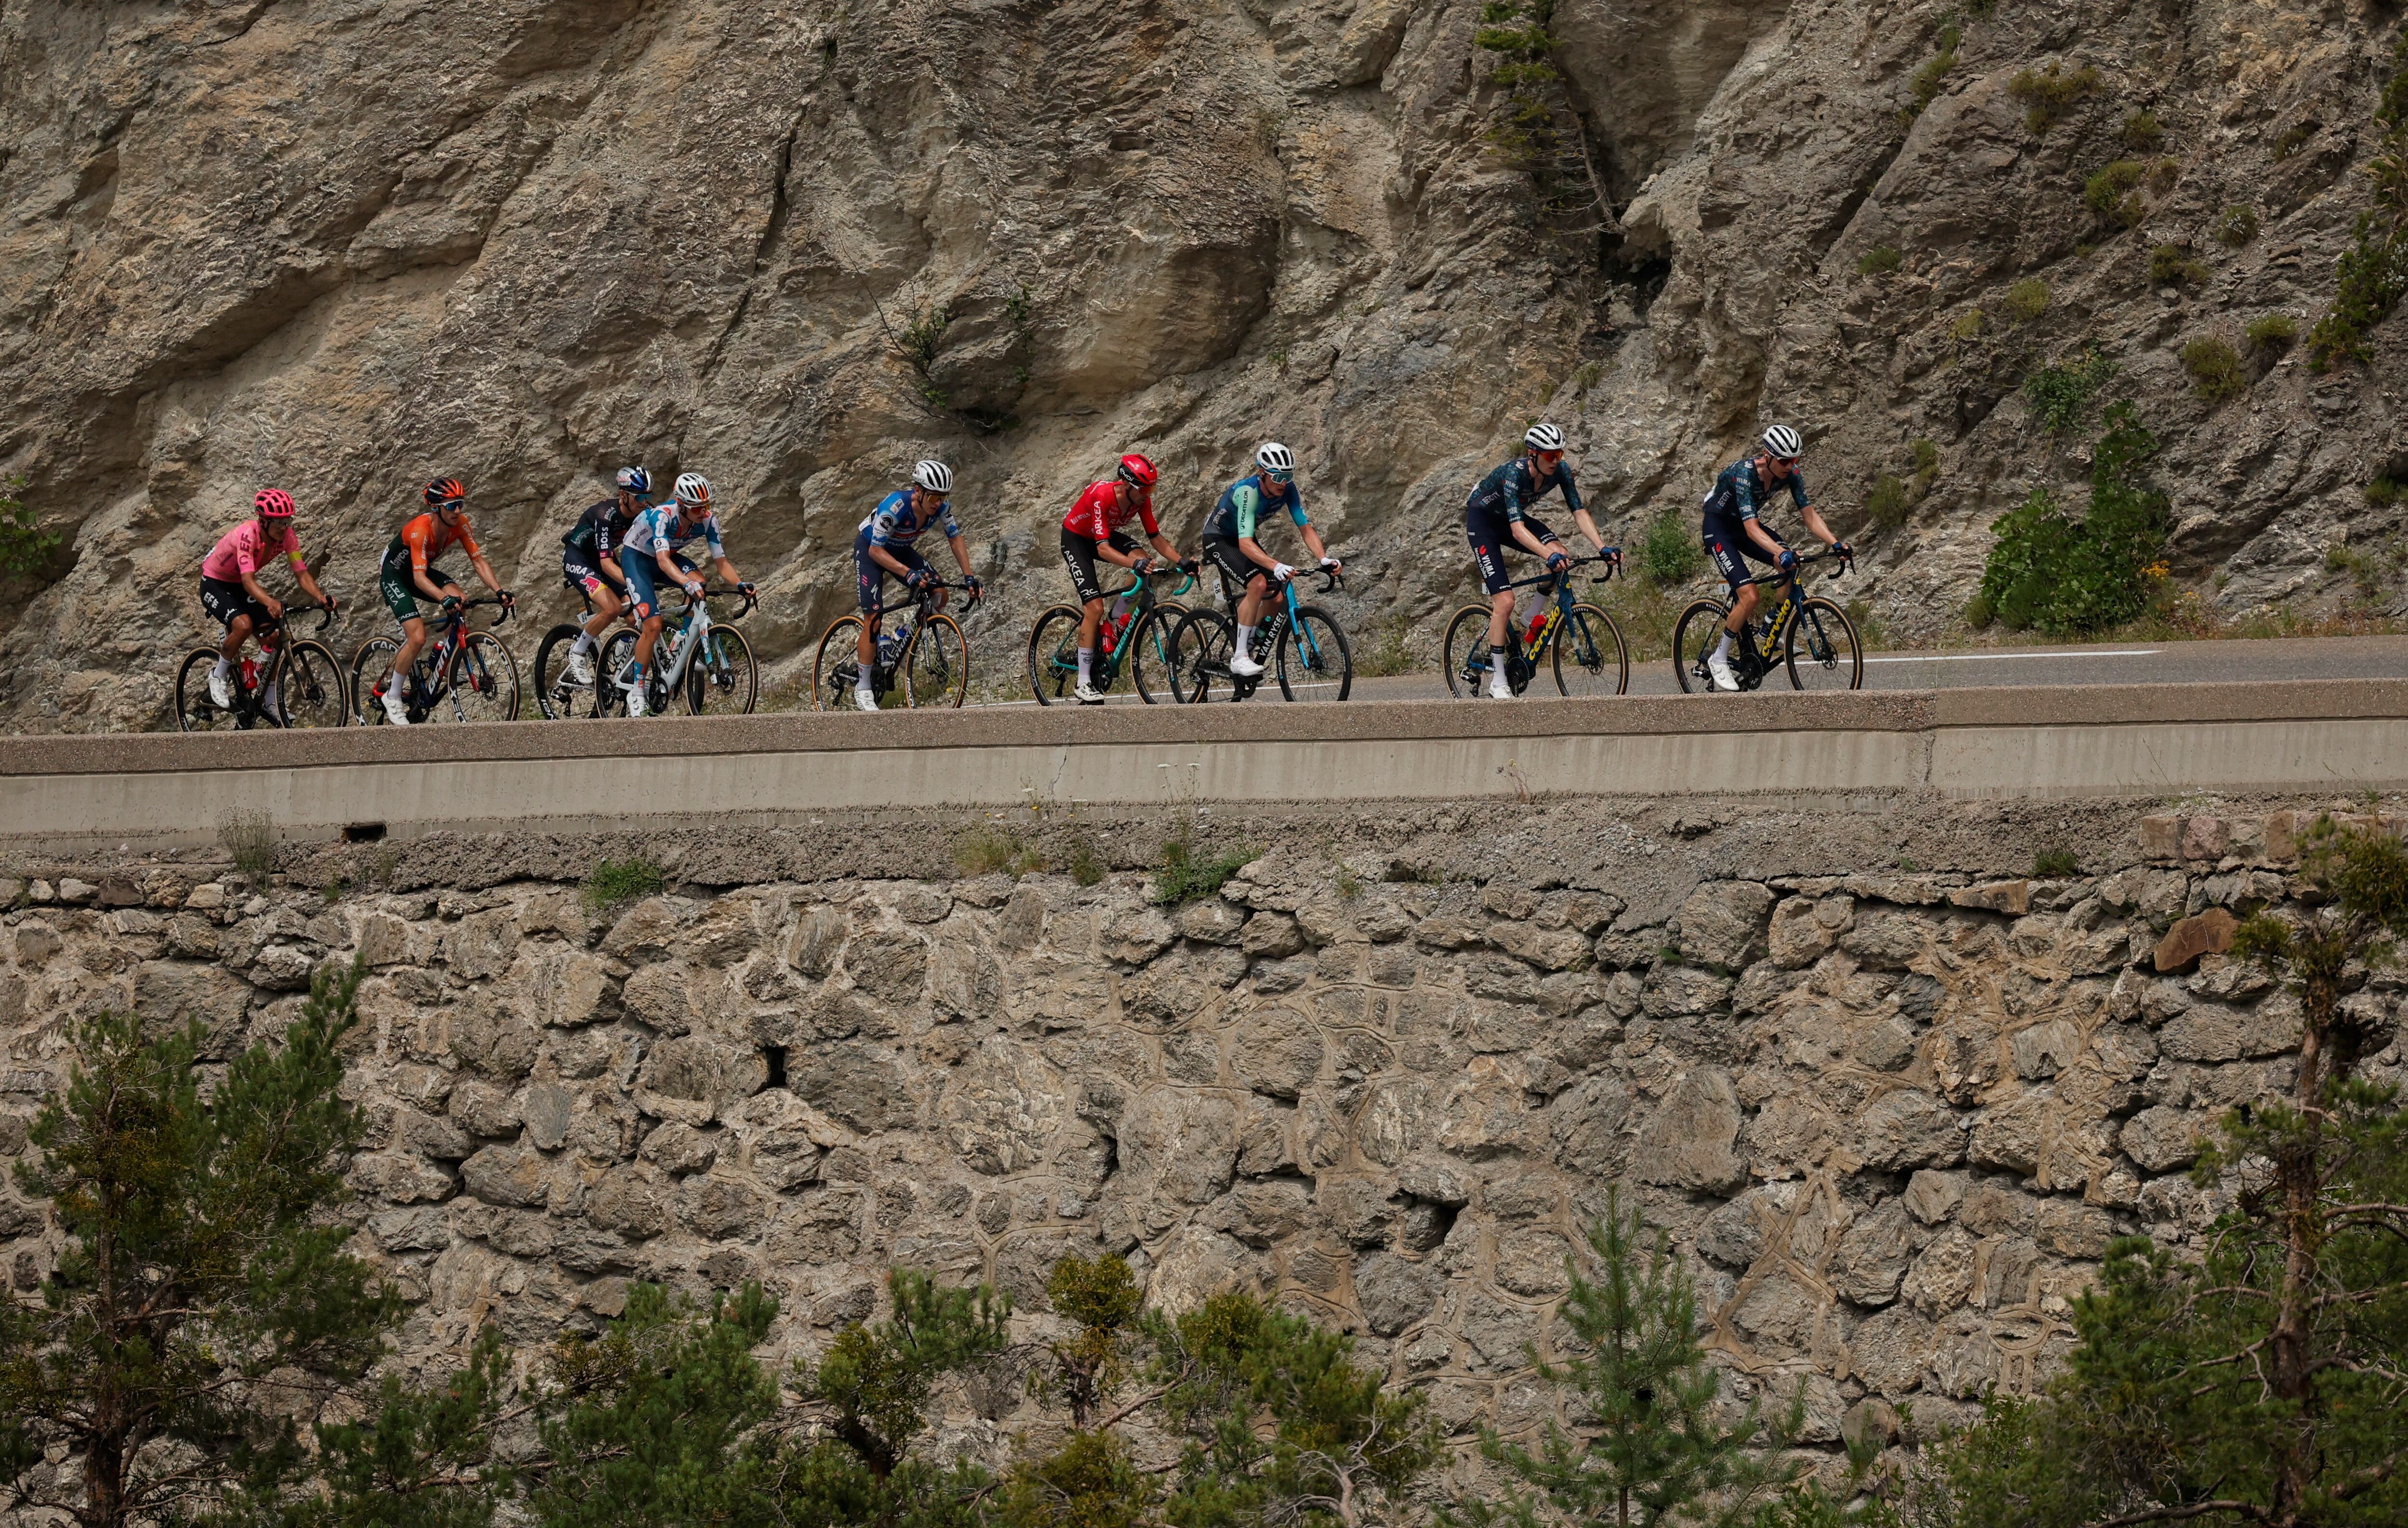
xmin=675 ymin=582 xmax=759 ymax=615
xmin=1737 ymin=545 xmax=1853 ymax=588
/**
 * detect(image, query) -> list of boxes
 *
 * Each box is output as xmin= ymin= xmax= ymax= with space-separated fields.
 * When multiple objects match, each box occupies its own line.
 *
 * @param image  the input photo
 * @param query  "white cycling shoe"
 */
xmin=854 ymin=687 xmax=877 ymax=711
xmin=1488 ymin=669 xmax=1515 ymax=701
xmin=564 ymin=649 xmax=594 ymax=685
xmin=1707 ymin=652 xmax=1741 ymax=692
xmin=207 ymin=668 xmax=234 ymax=710
xmin=1073 ymin=681 xmax=1105 ymax=705
xmin=1228 ymin=650 xmax=1264 ymax=678
xmin=380 ymin=683 xmax=411 ymax=726
xmin=627 ymin=683 xmax=649 ymax=718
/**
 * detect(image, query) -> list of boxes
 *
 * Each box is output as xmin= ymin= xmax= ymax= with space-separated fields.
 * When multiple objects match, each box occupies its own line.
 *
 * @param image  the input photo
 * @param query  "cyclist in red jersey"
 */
xmin=1058 ymin=453 xmax=1194 ymax=704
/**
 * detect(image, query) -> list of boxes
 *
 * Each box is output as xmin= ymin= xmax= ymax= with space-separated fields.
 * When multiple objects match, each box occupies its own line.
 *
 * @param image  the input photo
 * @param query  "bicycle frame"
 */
xmin=859 ymin=579 xmax=978 ymax=687
xmin=1726 ymin=548 xmax=1851 ymax=666
xmin=1210 ymin=565 xmax=1342 ymax=676
xmin=390 ymin=597 xmax=510 ymax=720
xmin=654 ymin=585 xmax=759 ymax=690
xmin=1098 ymin=570 xmax=1191 ymax=676
xmin=1473 ymin=553 xmax=1620 ymax=675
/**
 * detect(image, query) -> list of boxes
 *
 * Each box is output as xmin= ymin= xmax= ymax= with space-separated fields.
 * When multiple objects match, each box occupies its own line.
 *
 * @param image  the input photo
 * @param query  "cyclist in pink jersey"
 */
xmin=198 ymin=490 xmax=336 ymax=713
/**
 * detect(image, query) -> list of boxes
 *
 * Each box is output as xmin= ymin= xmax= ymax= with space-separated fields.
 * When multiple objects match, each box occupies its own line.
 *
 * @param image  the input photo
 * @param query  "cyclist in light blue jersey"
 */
xmin=615 ymin=471 xmax=752 ymax=716
xmin=1198 ymin=443 xmax=1340 ymax=679
xmin=852 ymin=460 xmax=979 ymax=709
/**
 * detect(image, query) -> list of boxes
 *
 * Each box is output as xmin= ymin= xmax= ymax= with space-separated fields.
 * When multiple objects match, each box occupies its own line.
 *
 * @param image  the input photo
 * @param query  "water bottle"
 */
xmin=1524 ymin=611 xmax=1547 ymax=646
xmin=239 ymin=657 xmax=260 ymax=695
xmin=877 ymin=627 xmax=903 ymax=665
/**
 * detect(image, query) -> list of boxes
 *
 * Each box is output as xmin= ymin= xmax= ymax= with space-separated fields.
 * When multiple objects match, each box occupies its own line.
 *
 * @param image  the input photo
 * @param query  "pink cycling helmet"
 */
xmin=254 ymin=489 xmax=296 ymax=519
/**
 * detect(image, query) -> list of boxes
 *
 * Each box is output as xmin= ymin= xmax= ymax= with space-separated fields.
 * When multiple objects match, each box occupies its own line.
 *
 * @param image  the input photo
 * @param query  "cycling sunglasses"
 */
xmin=1263 ymin=468 xmax=1294 ymax=483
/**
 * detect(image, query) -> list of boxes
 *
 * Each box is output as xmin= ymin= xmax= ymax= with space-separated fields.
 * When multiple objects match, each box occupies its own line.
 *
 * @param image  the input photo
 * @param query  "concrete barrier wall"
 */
xmin=5 ymin=680 xmax=2407 ymax=850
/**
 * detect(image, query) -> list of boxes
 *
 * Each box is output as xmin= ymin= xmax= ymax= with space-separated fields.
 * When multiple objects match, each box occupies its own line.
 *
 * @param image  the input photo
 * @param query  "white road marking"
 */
xmin=1864 ymin=649 xmax=2161 ymax=664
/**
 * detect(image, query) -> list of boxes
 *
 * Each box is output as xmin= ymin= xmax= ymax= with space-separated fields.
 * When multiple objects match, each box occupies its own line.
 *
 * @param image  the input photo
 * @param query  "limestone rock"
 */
xmin=2154 ymin=910 xmax=2239 ymax=974
xmin=2120 ymin=1105 xmax=2208 ymax=1173
xmin=1633 ymin=1070 xmax=1744 ymax=1192
xmin=1676 ymin=882 xmax=1775 ymax=968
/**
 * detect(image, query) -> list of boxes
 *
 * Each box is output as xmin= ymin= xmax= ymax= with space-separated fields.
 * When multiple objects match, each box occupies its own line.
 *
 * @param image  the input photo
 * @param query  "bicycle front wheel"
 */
xmin=1671 ymin=600 xmax=1732 ymax=694
xmin=687 ymin=625 xmax=759 ymax=714
xmin=1167 ymin=608 xmax=1235 ymax=703
xmin=175 ymin=649 xmax=236 ymax=732
xmin=532 ymin=624 xmax=589 ymax=720
xmin=450 ymin=632 xmax=520 ymax=722
xmin=1277 ymin=606 xmax=1353 ymax=702
xmin=1026 ymin=605 xmax=1083 ymax=705
xmin=1440 ymin=605 xmax=1495 ymax=699
xmin=811 ymin=617 xmax=871 ymax=711
xmin=351 ymin=638 xmax=403 ymax=724
xmin=1786 ymin=597 xmax=1864 ymax=691
xmin=902 ymin=614 xmax=968 ymax=708
xmin=274 ymin=640 xmax=350 ymax=728
xmin=1553 ymin=604 xmax=1629 ymax=697
xmin=1127 ymin=604 xmax=1185 ymax=705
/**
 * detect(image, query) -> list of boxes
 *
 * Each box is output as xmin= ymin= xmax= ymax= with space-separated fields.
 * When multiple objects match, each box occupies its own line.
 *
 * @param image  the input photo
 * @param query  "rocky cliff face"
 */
xmin=0 ymin=0 xmax=2401 ymax=729
xmin=2 ymin=797 xmax=2394 ymax=1462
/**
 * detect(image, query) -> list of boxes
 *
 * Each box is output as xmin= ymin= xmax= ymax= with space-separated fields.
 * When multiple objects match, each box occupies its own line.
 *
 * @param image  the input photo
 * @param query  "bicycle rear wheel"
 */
xmin=903 ymin=613 xmax=968 ymax=708
xmin=1670 ymin=600 xmax=1732 ymax=694
xmin=174 ymin=649 xmax=239 ymax=732
xmin=1553 ymin=603 xmax=1629 ymax=697
xmin=1127 ymin=603 xmax=1185 ymax=705
xmin=1277 ymin=606 xmax=1352 ymax=702
xmin=1785 ymin=597 xmax=1863 ymax=691
xmin=1440 ymin=605 xmax=1495 ymax=699
xmin=450 ymin=632 xmax=520 ymax=722
xmin=532 ymin=624 xmax=589 ymax=719
xmin=273 ymin=640 xmax=350 ymax=728
xmin=1167 ymin=608 xmax=1236 ymax=703
xmin=812 ymin=617 xmax=872 ymax=711
xmin=687 ymin=624 xmax=759 ymax=714
xmin=1026 ymin=605 xmax=1083 ymax=705
xmin=352 ymin=639 xmax=403 ymax=724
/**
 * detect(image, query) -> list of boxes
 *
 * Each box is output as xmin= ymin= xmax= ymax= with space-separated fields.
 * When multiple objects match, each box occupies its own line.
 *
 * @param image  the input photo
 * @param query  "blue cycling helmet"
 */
xmin=616 ymin=466 xmax=650 ymax=494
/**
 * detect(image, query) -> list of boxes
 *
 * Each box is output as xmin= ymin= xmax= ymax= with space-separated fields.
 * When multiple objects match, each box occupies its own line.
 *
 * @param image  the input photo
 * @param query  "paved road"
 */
xmin=987 ymin=634 xmax=2408 ymax=706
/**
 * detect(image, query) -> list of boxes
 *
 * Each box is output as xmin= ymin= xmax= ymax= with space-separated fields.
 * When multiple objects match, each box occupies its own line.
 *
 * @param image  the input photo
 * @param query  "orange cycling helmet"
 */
xmin=1117 ymin=453 xmax=1158 ymax=489
xmin=424 ymin=476 xmax=467 ymax=508
xmin=253 ymin=489 xmax=295 ymax=518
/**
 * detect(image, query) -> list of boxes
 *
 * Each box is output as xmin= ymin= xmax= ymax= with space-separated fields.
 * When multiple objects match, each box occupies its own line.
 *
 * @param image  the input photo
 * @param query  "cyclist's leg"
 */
xmin=619 ymin=548 xmax=664 ymax=667
xmin=1060 ymin=529 xmax=1110 ymax=685
xmin=384 ymin=564 xmax=442 ymax=679
xmin=1471 ymin=533 xmax=1514 ymax=648
xmin=565 ymin=551 xmax=615 ymax=644
xmin=852 ymin=530 xmax=886 ymax=674
xmin=1705 ymin=536 xmax=1762 ymax=632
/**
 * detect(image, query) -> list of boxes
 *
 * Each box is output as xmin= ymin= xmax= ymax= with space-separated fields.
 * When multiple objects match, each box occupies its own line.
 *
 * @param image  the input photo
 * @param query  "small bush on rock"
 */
xmin=582 ymin=854 xmax=666 ymax=914
xmin=1857 ymin=244 xmax=1903 ymax=275
xmin=2218 ymin=204 xmax=2261 ymax=245
xmin=2182 ymin=335 xmax=2246 ymax=401
xmin=0 ymin=478 xmax=56 ymax=578
xmin=2005 ymin=277 xmax=2050 ymax=321
xmin=2246 ymin=312 xmax=2298 ymax=351
xmin=2120 ymin=109 xmax=2165 ymax=151
xmin=2023 ymin=348 xmax=2118 ymax=435
xmin=2149 ymin=243 xmax=2210 ymax=287
xmin=1638 ymin=506 xmax=1703 ymax=588
xmin=1978 ymin=401 xmax=2169 ymax=635
xmin=2009 ymin=61 xmax=2101 ymax=133
xmin=2082 ymin=159 xmax=2147 ymax=226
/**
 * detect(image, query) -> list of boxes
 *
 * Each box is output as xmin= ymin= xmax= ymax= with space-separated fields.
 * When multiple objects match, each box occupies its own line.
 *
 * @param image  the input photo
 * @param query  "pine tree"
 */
xmin=1460 ymin=1188 xmax=1806 ymax=1528
xmin=0 ymin=961 xmax=400 ymax=1528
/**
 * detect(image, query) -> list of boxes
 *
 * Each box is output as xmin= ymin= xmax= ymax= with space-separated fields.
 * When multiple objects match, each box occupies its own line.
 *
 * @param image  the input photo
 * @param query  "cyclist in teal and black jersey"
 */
xmin=1698 ymin=423 xmax=1848 ymax=691
xmin=1464 ymin=422 xmax=1608 ymax=700
xmin=1199 ymin=443 xmax=1340 ymax=679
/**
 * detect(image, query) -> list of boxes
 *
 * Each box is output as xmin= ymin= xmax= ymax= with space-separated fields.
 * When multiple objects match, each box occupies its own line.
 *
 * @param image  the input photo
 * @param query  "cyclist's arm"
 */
xmin=712 ymin=555 xmax=742 ymax=587
xmin=468 ymin=553 xmax=502 ymax=595
xmin=1744 ymin=518 xmax=1787 ymax=561
xmin=867 ymin=542 xmax=915 ymax=577
xmin=946 ymin=529 xmax=973 ymax=577
xmin=295 ymin=563 xmax=330 ymax=609
xmin=412 ymin=557 xmax=450 ymax=601
xmin=1239 ymin=534 xmax=1277 ymax=571
xmin=1799 ymin=503 xmax=1840 ymax=548
xmin=1300 ymin=525 xmax=1333 ymax=564
xmin=1570 ymin=509 xmax=1607 ymax=557
xmin=238 ymin=562 xmax=285 ymax=619
xmin=1147 ymin=531 xmax=1181 ymax=567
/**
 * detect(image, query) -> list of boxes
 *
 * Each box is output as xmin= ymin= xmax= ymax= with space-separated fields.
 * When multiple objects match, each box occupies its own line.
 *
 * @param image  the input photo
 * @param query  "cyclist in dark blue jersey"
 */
xmin=851 ymin=460 xmax=978 ymax=710
xmin=1699 ymin=423 xmax=1848 ymax=690
xmin=557 ymin=467 xmax=649 ymax=685
xmin=1200 ymin=443 xmax=1341 ymax=679
xmin=1464 ymin=422 xmax=1607 ymax=700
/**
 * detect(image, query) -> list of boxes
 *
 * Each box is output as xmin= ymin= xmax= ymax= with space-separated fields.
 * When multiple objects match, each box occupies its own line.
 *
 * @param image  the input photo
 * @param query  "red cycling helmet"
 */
xmin=424 ymin=476 xmax=467 ymax=508
xmin=1117 ymin=453 xmax=1158 ymax=489
xmin=253 ymin=489 xmax=295 ymax=519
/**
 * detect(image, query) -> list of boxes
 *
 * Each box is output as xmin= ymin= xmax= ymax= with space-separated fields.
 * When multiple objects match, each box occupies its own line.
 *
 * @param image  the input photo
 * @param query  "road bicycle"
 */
xmin=1026 ymin=566 xmax=1194 ymax=705
xmin=812 ymin=576 xmax=981 ymax=711
xmin=353 ymin=595 xmax=520 ymax=724
xmin=173 ymin=600 xmax=348 ymax=731
xmin=596 ymin=582 xmax=759 ymax=718
xmin=1440 ymin=551 xmax=1630 ymax=699
xmin=1165 ymin=565 xmax=1351 ymax=703
xmin=531 ymin=587 xmax=637 ymax=720
xmin=1671 ymin=545 xmax=1862 ymax=692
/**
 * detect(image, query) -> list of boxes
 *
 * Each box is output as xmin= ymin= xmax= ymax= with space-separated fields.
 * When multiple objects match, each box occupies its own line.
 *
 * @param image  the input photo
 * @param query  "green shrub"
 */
xmin=1152 ymin=838 xmax=1258 ymax=906
xmin=2217 ymin=205 xmax=2260 ymax=246
xmin=2181 ymin=335 xmax=2246 ymax=402
xmin=1910 ymin=438 xmax=1941 ymax=498
xmin=1965 ymin=590 xmax=1997 ymax=628
xmin=2273 ymin=122 xmax=2317 ymax=159
xmin=0 ymin=478 xmax=56 ymax=578
xmin=1638 ymin=507 xmax=1702 ymax=588
xmin=1867 ymin=473 xmax=1910 ymax=530
xmin=2149 ymin=243 xmax=2211 ymax=287
xmin=2306 ymin=35 xmax=2408 ymax=369
xmin=2008 ymin=61 xmax=2101 ymax=133
xmin=955 ymin=823 xmax=1045 ymax=878
xmin=2034 ymin=848 xmax=2081 ymax=878
xmin=2325 ymin=542 xmax=2383 ymax=597
xmin=2022 ymin=348 xmax=2118 ymax=435
xmin=2081 ymin=159 xmax=2147 ymax=226
xmin=2245 ymin=312 xmax=2297 ymax=352
xmin=1903 ymin=21 xmax=1963 ymax=120
xmin=2004 ymin=277 xmax=2050 ymax=322
xmin=2368 ymin=475 xmax=2407 ymax=508
xmin=2120 ymin=110 xmax=2165 ymax=151
xmin=221 ymin=811 xmax=277 ymax=889
xmin=1976 ymin=401 xmax=2169 ymax=635
xmin=1355 ymin=614 xmax=1416 ymax=677
xmin=1857 ymin=245 xmax=1903 ymax=275
xmin=1950 ymin=308 xmax=1987 ymax=341
xmin=582 ymin=855 xmax=667 ymax=914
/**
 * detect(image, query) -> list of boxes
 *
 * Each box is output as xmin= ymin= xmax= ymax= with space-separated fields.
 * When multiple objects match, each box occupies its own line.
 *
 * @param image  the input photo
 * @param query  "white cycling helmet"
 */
xmin=672 ymin=472 xmax=712 ymax=507
xmin=1525 ymin=422 xmax=1566 ymax=452
xmin=913 ymin=460 xmax=953 ymax=494
xmin=1255 ymin=442 xmax=1295 ymax=473
xmin=1762 ymin=424 xmax=1804 ymax=459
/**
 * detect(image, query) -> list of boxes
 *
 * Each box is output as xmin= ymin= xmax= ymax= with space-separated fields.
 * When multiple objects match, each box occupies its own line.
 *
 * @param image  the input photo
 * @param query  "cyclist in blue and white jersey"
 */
xmin=1200 ymin=443 xmax=1340 ymax=679
xmin=852 ymin=460 xmax=979 ymax=710
xmin=1464 ymin=422 xmax=1607 ymax=700
xmin=1698 ymin=424 xmax=1847 ymax=691
xmin=615 ymin=471 xmax=752 ymax=716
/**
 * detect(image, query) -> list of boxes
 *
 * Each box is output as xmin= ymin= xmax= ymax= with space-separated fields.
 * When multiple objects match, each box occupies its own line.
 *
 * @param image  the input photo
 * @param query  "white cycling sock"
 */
xmin=571 ymin=631 xmax=593 ymax=656
xmin=1713 ymin=628 xmax=1735 ymax=662
xmin=1235 ymin=624 xmax=1256 ymax=657
xmin=212 ymin=656 xmax=232 ymax=679
xmin=1077 ymin=648 xmax=1094 ymax=685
